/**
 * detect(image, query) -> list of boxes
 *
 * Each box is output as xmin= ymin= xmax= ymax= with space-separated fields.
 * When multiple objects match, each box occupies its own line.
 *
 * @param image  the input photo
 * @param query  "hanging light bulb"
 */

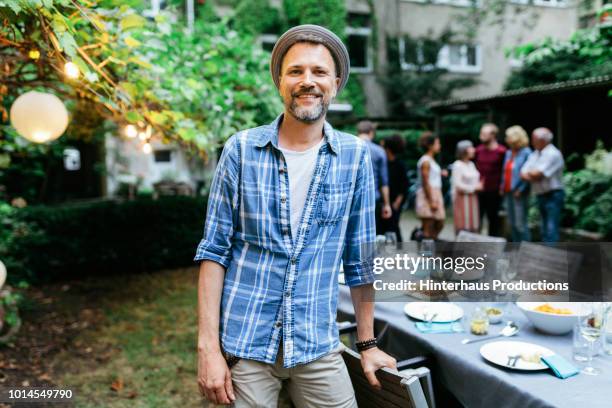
xmin=143 ymin=142 xmax=152 ymax=154
xmin=138 ymin=131 xmax=147 ymax=141
xmin=64 ymin=62 xmax=80 ymax=79
xmin=145 ymin=124 xmax=152 ymax=138
xmin=125 ymin=124 xmax=137 ymax=138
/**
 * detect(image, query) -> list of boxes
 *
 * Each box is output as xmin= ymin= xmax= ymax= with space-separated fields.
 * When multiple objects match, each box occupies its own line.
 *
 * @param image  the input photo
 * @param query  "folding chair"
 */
xmin=339 ymin=323 xmax=436 ymax=408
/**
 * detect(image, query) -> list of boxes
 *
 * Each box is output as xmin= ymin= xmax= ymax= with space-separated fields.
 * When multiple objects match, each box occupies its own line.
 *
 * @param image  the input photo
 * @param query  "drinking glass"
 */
xmin=579 ymin=303 xmax=604 ymax=375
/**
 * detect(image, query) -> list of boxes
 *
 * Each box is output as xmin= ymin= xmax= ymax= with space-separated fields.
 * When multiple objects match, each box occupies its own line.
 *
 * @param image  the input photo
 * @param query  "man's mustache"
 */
xmin=291 ymin=90 xmax=323 ymax=98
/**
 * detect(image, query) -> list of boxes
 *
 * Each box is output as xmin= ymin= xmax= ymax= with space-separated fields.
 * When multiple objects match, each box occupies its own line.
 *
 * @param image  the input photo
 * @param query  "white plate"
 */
xmin=403 ymin=302 xmax=464 ymax=323
xmin=480 ymin=341 xmax=555 ymax=371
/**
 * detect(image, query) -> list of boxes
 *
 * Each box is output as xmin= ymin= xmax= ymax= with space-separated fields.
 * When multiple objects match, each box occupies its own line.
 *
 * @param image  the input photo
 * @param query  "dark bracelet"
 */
xmin=355 ymin=338 xmax=378 ymax=352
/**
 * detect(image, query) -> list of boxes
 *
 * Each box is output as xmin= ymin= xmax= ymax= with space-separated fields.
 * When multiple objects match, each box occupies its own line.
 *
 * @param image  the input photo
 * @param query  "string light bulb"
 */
xmin=64 ymin=62 xmax=80 ymax=79
xmin=138 ymin=131 xmax=147 ymax=141
xmin=143 ymin=142 xmax=152 ymax=154
xmin=125 ymin=124 xmax=137 ymax=138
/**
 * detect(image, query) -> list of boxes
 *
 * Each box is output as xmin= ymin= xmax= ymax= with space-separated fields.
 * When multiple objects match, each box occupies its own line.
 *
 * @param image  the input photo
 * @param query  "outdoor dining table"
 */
xmin=337 ymin=285 xmax=612 ymax=408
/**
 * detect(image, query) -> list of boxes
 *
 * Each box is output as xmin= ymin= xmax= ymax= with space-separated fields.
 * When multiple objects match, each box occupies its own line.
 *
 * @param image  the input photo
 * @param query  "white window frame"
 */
xmin=345 ymin=26 xmax=373 ymax=73
xmin=511 ymin=0 xmax=568 ymax=7
xmin=399 ymin=39 xmax=482 ymax=74
xmin=437 ymin=44 xmax=482 ymax=74
xmin=258 ymin=34 xmax=278 ymax=51
xmin=144 ymin=0 xmax=163 ymax=18
xmin=398 ymin=37 xmax=436 ymax=71
xmin=533 ymin=0 xmax=567 ymax=7
xmin=401 ymin=0 xmax=480 ymax=7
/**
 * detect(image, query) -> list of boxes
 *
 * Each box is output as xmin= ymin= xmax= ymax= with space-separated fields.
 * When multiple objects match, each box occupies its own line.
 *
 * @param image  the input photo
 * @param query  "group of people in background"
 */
xmin=357 ymin=121 xmax=409 ymax=242
xmin=416 ymin=123 xmax=566 ymax=243
xmin=356 ymin=120 xmax=567 ymax=244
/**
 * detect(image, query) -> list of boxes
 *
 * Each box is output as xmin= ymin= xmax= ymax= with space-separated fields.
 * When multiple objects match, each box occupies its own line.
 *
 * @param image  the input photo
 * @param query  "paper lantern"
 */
xmin=10 ymin=91 xmax=69 ymax=143
xmin=0 ymin=260 xmax=6 ymax=290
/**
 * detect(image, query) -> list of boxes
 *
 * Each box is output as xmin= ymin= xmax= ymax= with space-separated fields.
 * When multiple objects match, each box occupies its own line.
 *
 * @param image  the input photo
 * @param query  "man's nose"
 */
xmin=299 ymin=70 xmax=315 ymax=87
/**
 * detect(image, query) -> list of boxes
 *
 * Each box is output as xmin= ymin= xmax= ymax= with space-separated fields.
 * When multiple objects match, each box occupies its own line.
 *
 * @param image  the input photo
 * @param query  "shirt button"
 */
xmin=290 ymin=258 xmax=296 ymax=265
xmin=281 ymin=194 xmax=287 ymax=203
xmin=284 ymin=290 xmax=290 ymax=297
xmin=279 ymin=167 xmax=285 ymax=173
xmin=275 ymin=321 xmax=282 ymax=328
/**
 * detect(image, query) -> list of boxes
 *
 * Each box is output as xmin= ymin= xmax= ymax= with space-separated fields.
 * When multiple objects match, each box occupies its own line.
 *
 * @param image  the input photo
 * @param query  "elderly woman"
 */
xmin=451 ymin=140 xmax=482 ymax=235
xmin=501 ymin=125 xmax=532 ymax=241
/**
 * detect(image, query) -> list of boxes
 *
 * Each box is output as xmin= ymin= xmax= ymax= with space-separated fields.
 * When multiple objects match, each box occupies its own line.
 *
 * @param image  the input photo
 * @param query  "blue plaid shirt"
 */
xmin=194 ymin=114 xmax=376 ymax=368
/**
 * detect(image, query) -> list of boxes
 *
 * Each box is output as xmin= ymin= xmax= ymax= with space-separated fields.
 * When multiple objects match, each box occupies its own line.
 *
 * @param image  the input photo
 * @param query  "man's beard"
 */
xmin=287 ymin=93 xmax=329 ymax=123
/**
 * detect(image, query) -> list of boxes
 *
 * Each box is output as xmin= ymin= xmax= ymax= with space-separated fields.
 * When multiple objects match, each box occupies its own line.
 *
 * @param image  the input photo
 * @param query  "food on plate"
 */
xmin=520 ymin=351 xmax=543 ymax=364
xmin=533 ymin=303 xmax=573 ymax=315
xmin=486 ymin=307 xmax=502 ymax=315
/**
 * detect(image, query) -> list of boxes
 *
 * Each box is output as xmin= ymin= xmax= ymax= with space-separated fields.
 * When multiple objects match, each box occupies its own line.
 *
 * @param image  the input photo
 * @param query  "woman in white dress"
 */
xmin=451 ymin=140 xmax=482 ymax=236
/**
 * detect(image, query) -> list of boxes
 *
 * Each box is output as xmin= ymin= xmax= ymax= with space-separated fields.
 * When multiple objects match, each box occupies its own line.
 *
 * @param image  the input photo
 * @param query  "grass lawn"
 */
xmin=50 ymin=267 xmax=205 ymax=407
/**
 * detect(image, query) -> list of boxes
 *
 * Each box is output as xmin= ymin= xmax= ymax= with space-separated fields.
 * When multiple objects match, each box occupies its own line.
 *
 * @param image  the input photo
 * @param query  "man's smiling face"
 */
xmin=279 ymin=42 xmax=340 ymax=123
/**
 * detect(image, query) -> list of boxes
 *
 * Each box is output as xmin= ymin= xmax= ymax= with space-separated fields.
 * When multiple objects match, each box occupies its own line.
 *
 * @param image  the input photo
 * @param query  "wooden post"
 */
xmin=555 ymin=98 xmax=564 ymax=152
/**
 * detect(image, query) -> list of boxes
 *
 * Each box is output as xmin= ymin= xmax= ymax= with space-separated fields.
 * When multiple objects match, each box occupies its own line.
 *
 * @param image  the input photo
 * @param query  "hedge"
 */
xmin=4 ymin=196 xmax=207 ymax=284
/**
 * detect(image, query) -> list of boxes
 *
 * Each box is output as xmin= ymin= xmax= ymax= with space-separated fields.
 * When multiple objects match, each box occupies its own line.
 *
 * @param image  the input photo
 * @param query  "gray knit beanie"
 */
xmin=270 ymin=24 xmax=350 ymax=93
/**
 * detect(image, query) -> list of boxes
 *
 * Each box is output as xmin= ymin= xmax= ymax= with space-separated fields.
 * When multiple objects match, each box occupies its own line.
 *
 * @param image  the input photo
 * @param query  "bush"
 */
xmin=4 ymin=197 xmax=207 ymax=284
xmin=562 ymin=170 xmax=612 ymax=238
xmin=562 ymin=142 xmax=612 ymax=238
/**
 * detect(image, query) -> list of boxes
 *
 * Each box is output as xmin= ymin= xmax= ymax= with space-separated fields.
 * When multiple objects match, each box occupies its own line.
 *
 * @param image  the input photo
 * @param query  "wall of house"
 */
xmin=348 ymin=0 xmax=579 ymax=116
xmin=104 ymin=134 xmax=211 ymax=196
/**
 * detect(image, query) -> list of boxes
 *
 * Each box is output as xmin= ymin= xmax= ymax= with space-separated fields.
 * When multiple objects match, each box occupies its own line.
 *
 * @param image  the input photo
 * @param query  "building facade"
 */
xmin=345 ymin=0 xmax=580 ymax=117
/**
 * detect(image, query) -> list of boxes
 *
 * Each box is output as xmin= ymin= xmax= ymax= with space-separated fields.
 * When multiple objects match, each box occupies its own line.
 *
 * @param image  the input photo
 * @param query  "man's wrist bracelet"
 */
xmin=355 ymin=338 xmax=377 ymax=352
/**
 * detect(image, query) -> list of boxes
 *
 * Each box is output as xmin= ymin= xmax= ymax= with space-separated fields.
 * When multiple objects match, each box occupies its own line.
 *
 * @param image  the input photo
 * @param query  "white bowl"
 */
xmin=516 ymin=302 xmax=584 ymax=335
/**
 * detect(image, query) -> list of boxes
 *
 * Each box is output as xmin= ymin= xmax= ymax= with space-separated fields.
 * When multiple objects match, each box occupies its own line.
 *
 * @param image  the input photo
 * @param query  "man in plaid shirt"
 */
xmin=195 ymin=25 xmax=396 ymax=407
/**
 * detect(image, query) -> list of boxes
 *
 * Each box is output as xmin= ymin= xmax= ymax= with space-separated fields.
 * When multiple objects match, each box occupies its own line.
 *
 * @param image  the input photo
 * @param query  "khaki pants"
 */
xmin=229 ymin=343 xmax=357 ymax=408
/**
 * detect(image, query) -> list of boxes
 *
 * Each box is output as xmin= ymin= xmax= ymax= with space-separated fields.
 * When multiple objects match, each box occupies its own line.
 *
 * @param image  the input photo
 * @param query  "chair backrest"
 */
xmin=342 ymin=348 xmax=429 ymax=408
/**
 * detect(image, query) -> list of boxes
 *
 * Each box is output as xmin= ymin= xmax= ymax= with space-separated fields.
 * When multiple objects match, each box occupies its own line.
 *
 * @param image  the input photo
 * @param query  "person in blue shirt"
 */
xmin=194 ymin=25 xmax=396 ymax=407
xmin=356 ymin=120 xmax=392 ymax=235
xmin=500 ymin=125 xmax=532 ymax=242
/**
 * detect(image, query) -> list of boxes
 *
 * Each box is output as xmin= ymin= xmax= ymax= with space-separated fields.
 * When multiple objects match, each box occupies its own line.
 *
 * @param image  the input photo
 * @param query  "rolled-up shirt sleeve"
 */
xmin=342 ymin=145 xmax=376 ymax=287
xmin=536 ymin=149 xmax=564 ymax=178
xmin=194 ymin=135 xmax=240 ymax=268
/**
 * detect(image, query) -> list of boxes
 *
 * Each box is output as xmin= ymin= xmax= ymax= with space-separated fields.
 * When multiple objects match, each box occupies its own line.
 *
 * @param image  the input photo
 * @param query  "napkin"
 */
xmin=540 ymin=354 xmax=579 ymax=379
xmin=415 ymin=321 xmax=464 ymax=334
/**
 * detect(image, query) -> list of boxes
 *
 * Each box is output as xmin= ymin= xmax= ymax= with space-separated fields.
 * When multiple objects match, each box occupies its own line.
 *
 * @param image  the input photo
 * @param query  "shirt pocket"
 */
xmin=316 ymin=181 xmax=352 ymax=226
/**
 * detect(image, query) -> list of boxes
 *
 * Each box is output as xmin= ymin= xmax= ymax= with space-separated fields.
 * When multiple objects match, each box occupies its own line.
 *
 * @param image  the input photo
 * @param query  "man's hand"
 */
xmin=197 ymin=349 xmax=235 ymax=405
xmin=381 ymin=204 xmax=392 ymax=219
xmin=360 ymin=347 xmax=397 ymax=390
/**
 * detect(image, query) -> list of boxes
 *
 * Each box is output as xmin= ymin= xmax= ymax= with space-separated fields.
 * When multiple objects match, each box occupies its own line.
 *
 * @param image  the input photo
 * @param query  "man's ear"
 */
xmin=333 ymin=77 xmax=340 ymax=98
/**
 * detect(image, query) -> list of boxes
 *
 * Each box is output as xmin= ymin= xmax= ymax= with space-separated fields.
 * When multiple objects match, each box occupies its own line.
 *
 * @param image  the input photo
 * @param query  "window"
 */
xmin=533 ymin=0 xmax=567 ymax=7
xmin=154 ymin=150 xmax=172 ymax=163
xmin=402 ymin=0 xmax=479 ymax=7
xmin=511 ymin=0 xmax=567 ymax=6
xmin=259 ymin=34 xmax=278 ymax=52
xmin=346 ymin=13 xmax=373 ymax=73
xmin=399 ymin=39 xmax=482 ymax=73
xmin=398 ymin=37 xmax=437 ymax=71
xmin=438 ymin=44 xmax=482 ymax=73
xmin=144 ymin=0 xmax=167 ymax=18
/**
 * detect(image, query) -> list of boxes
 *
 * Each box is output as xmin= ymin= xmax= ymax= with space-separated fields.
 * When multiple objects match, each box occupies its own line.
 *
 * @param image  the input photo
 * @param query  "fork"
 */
xmin=506 ymin=354 xmax=520 ymax=367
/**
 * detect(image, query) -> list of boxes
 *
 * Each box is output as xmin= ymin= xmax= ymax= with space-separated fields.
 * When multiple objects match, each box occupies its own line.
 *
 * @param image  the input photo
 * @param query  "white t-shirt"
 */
xmin=279 ymin=138 xmax=325 ymax=237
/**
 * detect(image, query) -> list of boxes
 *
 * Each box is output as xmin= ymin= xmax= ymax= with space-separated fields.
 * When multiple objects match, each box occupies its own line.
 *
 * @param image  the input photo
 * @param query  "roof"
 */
xmin=430 ymin=75 xmax=612 ymax=111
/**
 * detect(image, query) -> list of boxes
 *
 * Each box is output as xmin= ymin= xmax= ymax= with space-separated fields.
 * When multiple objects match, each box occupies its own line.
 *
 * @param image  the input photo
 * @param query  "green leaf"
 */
xmin=125 ymin=111 xmax=143 ymax=123
xmin=4 ymin=0 xmax=21 ymax=14
xmin=149 ymin=111 xmax=169 ymax=126
xmin=120 ymin=14 xmax=146 ymax=31
xmin=57 ymin=31 xmax=78 ymax=57
xmin=124 ymin=36 xmax=141 ymax=48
